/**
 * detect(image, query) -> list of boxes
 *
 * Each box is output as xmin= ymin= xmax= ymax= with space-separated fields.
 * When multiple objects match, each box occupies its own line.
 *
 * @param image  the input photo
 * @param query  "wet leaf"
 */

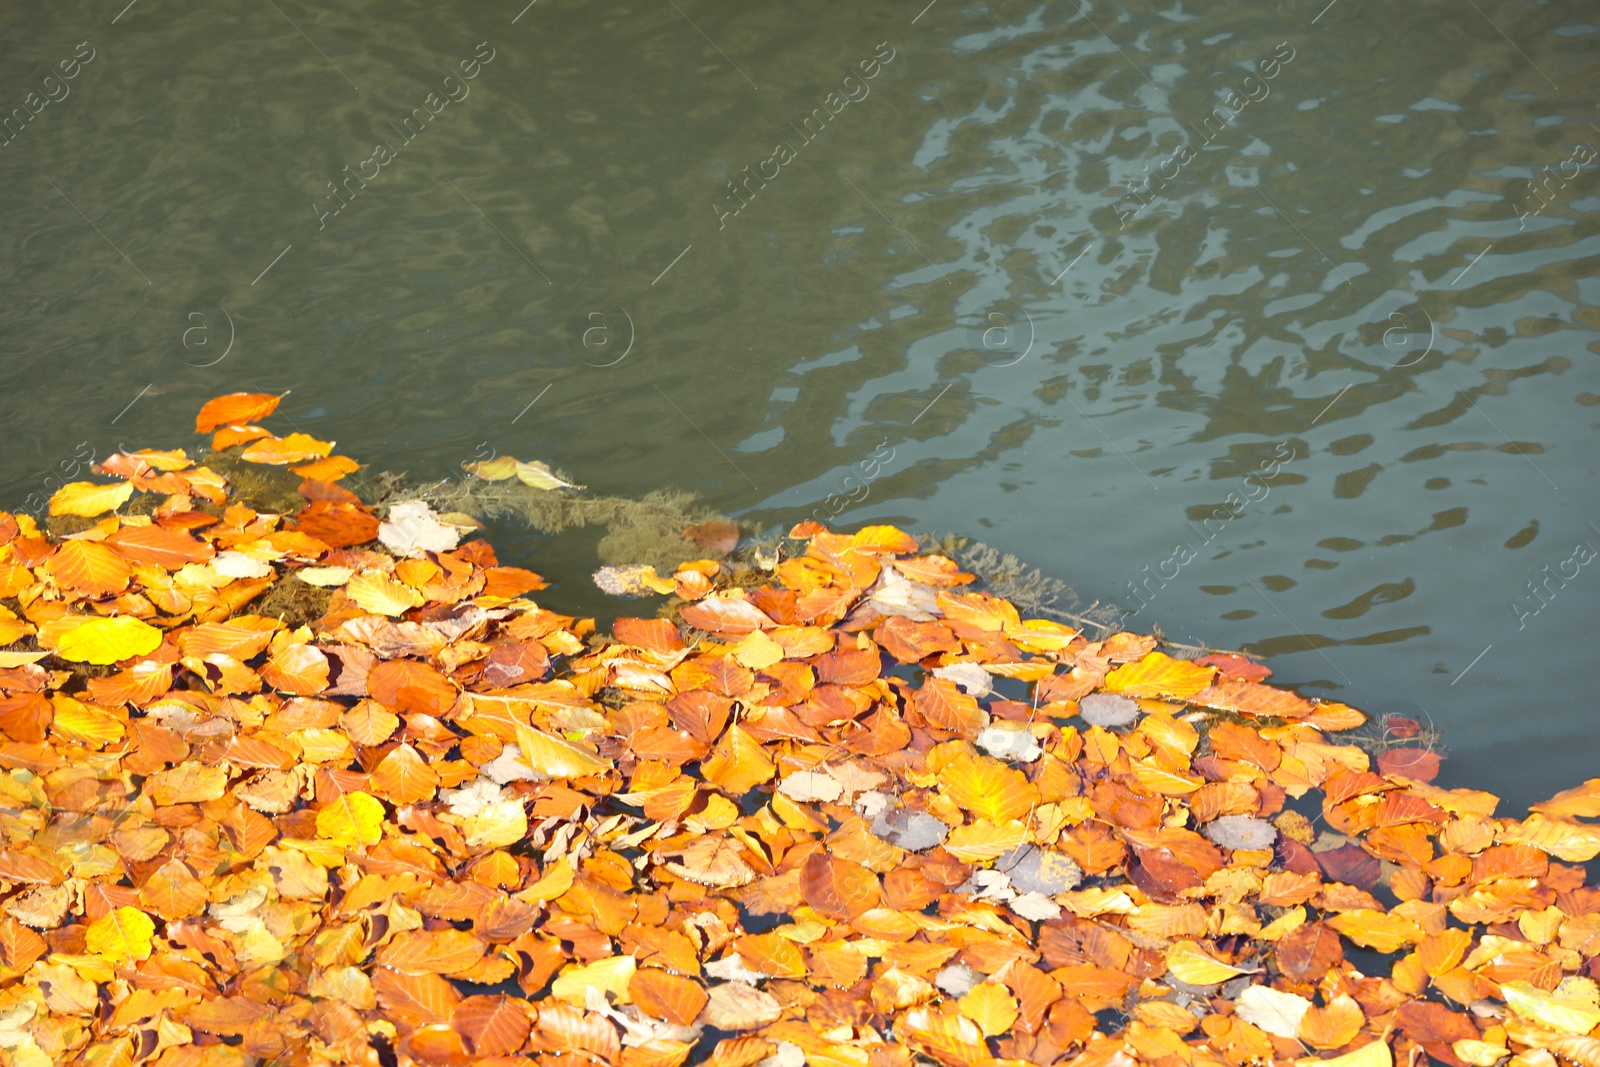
xmin=48 ymin=480 xmax=134 ymax=517
xmin=85 ymin=906 xmax=155 ymax=963
xmin=0 ymin=391 xmax=1586 ymax=1067
xmin=316 ymin=790 xmax=386 ymax=847
xmin=196 ymin=392 xmax=281 ymax=432
xmin=50 ymin=615 xmax=163 ymax=664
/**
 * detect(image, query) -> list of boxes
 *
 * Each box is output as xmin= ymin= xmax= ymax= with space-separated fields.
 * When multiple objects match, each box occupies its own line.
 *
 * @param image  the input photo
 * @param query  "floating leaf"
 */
xmin=378 ymin=501 xmax=461 ymax=558
xmin=1164 ymin=940 xmax=1249 ymax=985
xmin=958 ymin=982 xmax=1018 ymax=1038
xmin=42 ymin=540 xmax=132 ymax=597
xmin=51 ymin=615 xmax=163 ymax=665
xmin=1202 ymin=815 xmax=1278 ymax=851
xmin=1078 ymin=692 xmax=1139 ymax=728
xmin=347 ymin=570 xmax=425 ymax=616
xmin=315 ymin=790 xmax=385 ymax=847
xmin=1235 ymin=984 xmax=1311 ymax=1039
xmin=1295 ymin=1040 xmax=1392 ymax=1067
xmin=1299 ymin=994 xmax=1365 ymax=1049
xmin=240 ymin=432 xmax=334 ymax=465
xmin=1500 ymin=980 xmax=1600 ymax=1035
xmin=995 ymin=844 xmax=1083 ymax=896
xmin=702 ymin=725 xmax=775 ymax=794
xmin=196 ymin=392 xmax=281 ymax=432
xmin=48 ymin=480 xmax=133 ymax=517
xmin=85 ymin=906 xmax=155 ymax=963
xmin=870 ymin=807 xmax=950 ymax=852
xmin=1104 ymin=652 xmax=1215 ymax=699
xmin=942 ymin=754 xmax=1036 ymax=823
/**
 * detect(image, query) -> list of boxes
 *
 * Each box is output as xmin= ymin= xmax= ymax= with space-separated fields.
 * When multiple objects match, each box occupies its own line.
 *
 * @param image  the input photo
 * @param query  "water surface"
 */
xmin=2 ymin=0 xmax=1596 ymax=813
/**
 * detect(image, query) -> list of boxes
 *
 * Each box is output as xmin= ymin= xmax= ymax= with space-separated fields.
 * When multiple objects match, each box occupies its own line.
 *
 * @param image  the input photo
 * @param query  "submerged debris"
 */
xmin=0 ymin=392 xmax=1594 ymax=1067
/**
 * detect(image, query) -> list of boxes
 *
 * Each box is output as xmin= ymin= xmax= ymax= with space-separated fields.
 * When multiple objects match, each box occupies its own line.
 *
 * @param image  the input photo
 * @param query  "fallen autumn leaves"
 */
xmin=0 ymin=392 xmax=1595 ymax=1067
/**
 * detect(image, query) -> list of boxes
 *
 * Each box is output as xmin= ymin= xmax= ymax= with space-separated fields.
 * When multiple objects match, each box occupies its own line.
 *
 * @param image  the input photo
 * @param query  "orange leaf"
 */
xmin=452 ymin=995 xmax=531 ymax=1057
xmin=629 ymin=969 xmax=709 ymax=1026
xmin=213 ymin=424 xmax=272 ymax=449
xmin=259 ymin=642 xmax=329 ymax=695
xmin=1325 ymin=909 xmax=1423 ymax=953
xmin=1417 ymin=929 xmax=1473 ymax=977
xmin=42 ymin=541 xmax=132 ymax=598
xmin=373 ymin=967 xmax=461 ymax=1026
xmin=700 ymin=725 xmax=775 ymax=794
xmin=613 ymin=617 xmax=686 ymax=653
xmin=137 ymin=859 xmax=209 ymax=921
xmin=368 ymin=660 xmax=456 ymax=716
xmin=291 ymin=455 xmax=360 ymax=481
xmin=196 ymin=392 xmax=282 ymax=433
xmin=1299 ymin=994 xmax=1364 ymax=1050
xmin=911 ymin=677 xmax=988 ymax=737
xmin=378 ymin=929 xmax=486 ymax=975
xmin=105 ymin=524 xmax=216 ymax=568
xmin=292 ymin=501 xmax=380 ymax=547
xmin=800 ymin=852 xmax=880 ymax=919
xmin=1192 ymin=679 xmax=1314 ymax=720
xmin=370 ymin=743 xmax=440 ymax=805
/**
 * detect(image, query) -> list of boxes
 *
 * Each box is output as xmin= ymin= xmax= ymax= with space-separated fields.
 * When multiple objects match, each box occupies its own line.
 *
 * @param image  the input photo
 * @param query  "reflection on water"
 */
xmin=1 ymin=0 xmax=1595 ymax=811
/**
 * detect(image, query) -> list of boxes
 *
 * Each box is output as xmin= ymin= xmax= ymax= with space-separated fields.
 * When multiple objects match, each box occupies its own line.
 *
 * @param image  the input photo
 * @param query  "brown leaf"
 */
xmin=1273 ymin=922 xmax=1344 ymax=983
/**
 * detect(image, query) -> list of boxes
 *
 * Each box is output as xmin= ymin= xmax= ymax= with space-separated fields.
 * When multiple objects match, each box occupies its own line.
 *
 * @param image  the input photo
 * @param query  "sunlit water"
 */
xmin=2 ymin=0 xmax=1596 ymax=814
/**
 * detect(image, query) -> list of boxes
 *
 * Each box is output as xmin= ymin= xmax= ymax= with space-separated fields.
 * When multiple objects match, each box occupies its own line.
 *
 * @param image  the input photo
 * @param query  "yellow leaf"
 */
xmin=1452 ymin=1038 xmax=1509 ymax=1067
xmin=1005 ymin=618 xmax=1080 ymax=653
xmin=85 ymin=906 xmax=155 ymax=963
xmin=702 ymin=724 xmax=776 ymax=794
xmin=291 ymin=455 xmax=359 ymax=481
xmin=240 ymin=432 xmax=334 ymax=465
xmin=1325 ymin=909 xmax=1423 ymax=954
xmin=1104 ymin=651 xmax=1215 ymax=699
xmin=50 ymin=696 xmax=125 ymax=747
xmin=1499 ymin=813 xmax=1600 ymax=862
xmin=525 ymin=856 xmax=575 ymax=901
xmin=49 ymin=481 xmax=134 ymax=517
xmin=464 ymin=799 xmax=527 ymax=849
xmin=128 ymin=448 xmax=193 ymax=471
xmin=729 ymin=630 xmax=785 ymax=670
xmin=958 ymin=982 xmax=1019 ymax=1038
xmin=1296 ymin=1039 xmax=1392 ymax=1067
xmin=347 ymin=571 xmax=425 ymax=616
xmin=941 ymin=754 xmax=1036 ymax=823
xmin=315 ymin=790 xmax=385 ymax=847
xmin=465 ymin=456 xmax=519 ymax=480
xmin=1164 ymin=940 xmax=1249 ymax=985
xmin=51 ymin=616 xmax=163 ymax=665
xmin=552 ymin=954 xmax=636 ymax=1005
xmin=514 ymin=460 xmax=582 ymax=491
xmin=942 ymin=818 xmax=1027 ymax=863
xmin=1128 ymin=759 xmax=1203 ymax=796
xmin=1500 ymin=980 xmax=1600 ymax=1035
xmin=512 ymin=725 xmax=612 ymax=779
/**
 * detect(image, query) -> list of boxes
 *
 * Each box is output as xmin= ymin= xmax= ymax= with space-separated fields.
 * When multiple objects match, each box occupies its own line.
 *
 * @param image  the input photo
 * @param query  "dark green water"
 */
xmin=2 ymin=0 xmax=1596 ymax=813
